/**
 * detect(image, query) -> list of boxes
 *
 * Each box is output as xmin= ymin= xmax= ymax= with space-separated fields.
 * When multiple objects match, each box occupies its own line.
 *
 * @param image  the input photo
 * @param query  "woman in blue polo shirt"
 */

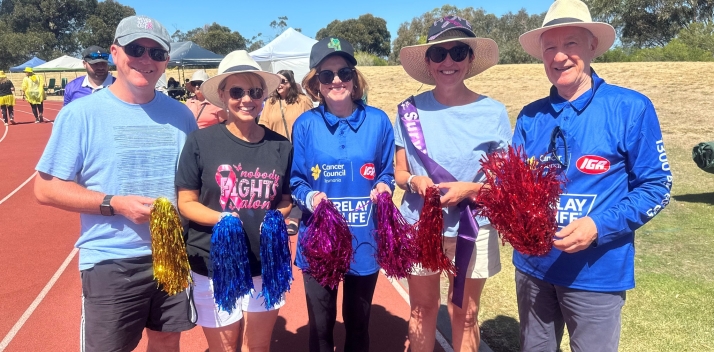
xmin=290 ymin=37 xmax=395 ymax=352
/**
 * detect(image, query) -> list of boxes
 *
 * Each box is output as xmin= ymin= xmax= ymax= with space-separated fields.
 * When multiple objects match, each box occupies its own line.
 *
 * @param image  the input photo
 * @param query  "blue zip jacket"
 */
xmin=290 ymin=101 xmax=395 ymax=276
xmin=512 ymin=71 xmax=672 ymax=291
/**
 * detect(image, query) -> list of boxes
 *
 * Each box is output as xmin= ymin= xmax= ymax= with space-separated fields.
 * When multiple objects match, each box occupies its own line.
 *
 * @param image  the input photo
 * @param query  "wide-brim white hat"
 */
xmin=519 ymin=0 xmax=616 ymax=60
xmin=399 ymin=16 xmax=499 ymax=86
xmin=201 ymin=50 xmax=281 ymax=109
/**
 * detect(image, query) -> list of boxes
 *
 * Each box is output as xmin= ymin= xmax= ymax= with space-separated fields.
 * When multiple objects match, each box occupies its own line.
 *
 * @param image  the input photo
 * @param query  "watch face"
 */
xmin=100 ymin=204 xmax=113 ymax=216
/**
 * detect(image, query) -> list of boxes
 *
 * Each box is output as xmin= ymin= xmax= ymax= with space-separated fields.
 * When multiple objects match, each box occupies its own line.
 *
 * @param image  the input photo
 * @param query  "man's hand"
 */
xmin=553 ymin=216 xmax=598 ymax=253
xmin=112 ymin=195 xmax=154 ymax=224
xmin=438 ymin=182 xmax=482 ymax=208
xmin=370 ymin=182 xmax=392 ymax=202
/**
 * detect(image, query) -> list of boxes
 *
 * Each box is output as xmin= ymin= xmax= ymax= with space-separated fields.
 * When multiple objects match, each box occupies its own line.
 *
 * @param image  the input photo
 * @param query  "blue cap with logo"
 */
xmin=309 ymin=37 xmax=357 ymax=69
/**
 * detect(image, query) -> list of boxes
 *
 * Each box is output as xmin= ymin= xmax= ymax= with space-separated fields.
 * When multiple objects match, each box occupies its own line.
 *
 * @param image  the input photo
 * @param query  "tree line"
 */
xmin=1 ymin=0 xmax=712 ymax=70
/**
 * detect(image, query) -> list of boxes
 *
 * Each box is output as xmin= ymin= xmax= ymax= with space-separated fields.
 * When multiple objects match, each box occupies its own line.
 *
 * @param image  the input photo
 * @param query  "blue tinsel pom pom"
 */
xmin=211 ymin=215 xmax=253 ymax=314
xmin=260 ymin=210 xmax=293 ymax=309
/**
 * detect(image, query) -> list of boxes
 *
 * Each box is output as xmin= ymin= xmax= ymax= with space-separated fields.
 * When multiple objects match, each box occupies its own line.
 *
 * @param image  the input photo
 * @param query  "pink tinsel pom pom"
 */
xmin=375 ymin=192 xmax=416 ymax=279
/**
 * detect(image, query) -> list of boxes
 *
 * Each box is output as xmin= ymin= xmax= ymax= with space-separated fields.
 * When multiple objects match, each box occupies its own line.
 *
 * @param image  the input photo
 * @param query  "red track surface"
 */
xmin=0 ymin=99 xmax=444 ymax=351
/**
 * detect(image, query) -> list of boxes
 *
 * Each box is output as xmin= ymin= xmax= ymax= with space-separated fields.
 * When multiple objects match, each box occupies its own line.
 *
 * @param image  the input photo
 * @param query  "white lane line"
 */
xmin=380 ymin=270 xmax=454 ymax=352
xmin=0 ymin=123 xmax=7 ymax=143
xmin=0 ymin=171 xmax=37 ymax=206
xmin=0 ymin=248 xmax=79 ymax=351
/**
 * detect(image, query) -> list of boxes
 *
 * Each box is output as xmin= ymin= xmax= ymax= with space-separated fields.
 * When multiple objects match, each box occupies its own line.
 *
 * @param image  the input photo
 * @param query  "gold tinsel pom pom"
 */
xmin=150 ymin=197 xmax=192 ymax=295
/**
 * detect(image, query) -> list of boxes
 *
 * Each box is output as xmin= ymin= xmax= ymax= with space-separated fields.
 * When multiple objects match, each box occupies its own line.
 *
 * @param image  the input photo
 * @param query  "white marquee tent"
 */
xmin=33 ymin=55 xmax=85 ymax=72
xmin=249 ymin=28 xmax=317 ymax=84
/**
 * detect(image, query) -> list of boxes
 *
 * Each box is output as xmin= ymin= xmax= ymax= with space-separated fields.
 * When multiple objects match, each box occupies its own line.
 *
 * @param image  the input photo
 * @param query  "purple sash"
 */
xmin=398 ymin=96 xmax=478 ymax=308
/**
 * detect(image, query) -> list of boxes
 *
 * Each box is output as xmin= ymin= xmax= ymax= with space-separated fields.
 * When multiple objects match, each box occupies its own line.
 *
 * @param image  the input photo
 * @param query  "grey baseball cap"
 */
xmin=114 ymin=15 xmax=171 ymax=51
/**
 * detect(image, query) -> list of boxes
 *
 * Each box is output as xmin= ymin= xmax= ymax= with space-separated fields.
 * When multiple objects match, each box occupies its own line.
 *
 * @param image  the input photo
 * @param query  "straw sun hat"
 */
xmin=201 ymin=50 xmax=281 ymax=109
xmin=399 ymin=15 xmax=499 ymax=86
xmin=519 ymin=0 xmax=616 ymax=60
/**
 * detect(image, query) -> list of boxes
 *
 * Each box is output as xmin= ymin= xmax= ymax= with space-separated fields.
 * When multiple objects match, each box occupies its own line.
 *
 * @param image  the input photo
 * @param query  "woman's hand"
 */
xmin=410 ymin=175 xmax=436 ymax=197
xmin=438 ymin=182 xmax=483 ymax=208
xmin=311 ymin=192 xmax=327 ymax=210
xmin=370 ymin=182 xmax=392 ymax=202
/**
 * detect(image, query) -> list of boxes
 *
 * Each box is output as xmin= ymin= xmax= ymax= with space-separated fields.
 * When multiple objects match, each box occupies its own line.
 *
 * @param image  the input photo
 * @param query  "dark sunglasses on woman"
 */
xmin=317 ymin=67 xmax=355 ymax=85
xmin=426 ymin=45 xmax=472 ymax=63
xmin=226 ymin=87 xmax=264 ymax=100
xmin=279 ymin=79 xmax=289 ymax=85
xmin=121 ymin=43 xmax=169 ymax=62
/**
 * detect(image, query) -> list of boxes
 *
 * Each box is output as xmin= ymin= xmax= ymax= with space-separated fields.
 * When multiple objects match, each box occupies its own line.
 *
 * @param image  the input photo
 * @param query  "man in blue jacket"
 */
xmin=512 ymin=0 xmax=672 ymax=351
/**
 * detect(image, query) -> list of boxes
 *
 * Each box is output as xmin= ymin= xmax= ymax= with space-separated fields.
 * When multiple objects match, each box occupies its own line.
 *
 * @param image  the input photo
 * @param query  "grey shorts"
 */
xmin=515 ymin=269 xmax=626 ymax=352
xmin=80 ymin=255 xmax=196 ymax=352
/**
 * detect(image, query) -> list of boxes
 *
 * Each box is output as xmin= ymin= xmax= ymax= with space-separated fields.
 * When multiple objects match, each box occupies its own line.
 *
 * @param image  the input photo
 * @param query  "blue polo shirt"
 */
xmin=63 ymin=74 xmax=116 ymax=106
xmin=290 ymin=101 xmax=395 ymax=276
xmin=512 ymin=70 xmax=672 ymax=292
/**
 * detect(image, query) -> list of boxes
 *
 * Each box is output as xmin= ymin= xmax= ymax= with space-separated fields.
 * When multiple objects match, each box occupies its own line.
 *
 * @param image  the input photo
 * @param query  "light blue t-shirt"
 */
xmin=36 ymin=89 xmax=197 ymax=270
xmin=394 ymin=91 xmax=512 ymax=237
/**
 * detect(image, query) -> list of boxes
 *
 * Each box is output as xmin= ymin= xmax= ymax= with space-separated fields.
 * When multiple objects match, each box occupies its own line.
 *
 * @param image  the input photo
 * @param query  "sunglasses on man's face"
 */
xmin=317 ymin=67 xmax=355 ymax=85
xmin=85 ymin=52 xmax=109 ymax=61
xmin=122 ymin=43 xmax=169 ymax=62
xmin=226 ymin=87 xmax=264 ymax=100
xmin=426 ymin=45 xmax=472 ymax=63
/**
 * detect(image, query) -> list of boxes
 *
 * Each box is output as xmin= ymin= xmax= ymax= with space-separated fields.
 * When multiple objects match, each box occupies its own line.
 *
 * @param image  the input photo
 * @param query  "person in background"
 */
xmin=291 ymin=37 xmax=395 ymax=352
xmin=259 ymin=69 xmax=313 ymax=234
xmin=0 ymin=71 xmax=15 ymax=126
xmin=63 ymin=46 xmax=116 ymax=106
xmin=185 ymin=70 xmax=226 ymax=129
xmin=513 ymin=0 xmax=672 ymax=351
xmin=395 ymin=16 xmax=508 ymax=352
xmin=176 ymin=50 xmax=292 ymax=352
xmin=34 ymin=15 xmax=197 ymax=352
xmin=21 ymin=67 xmax=45 ymax=123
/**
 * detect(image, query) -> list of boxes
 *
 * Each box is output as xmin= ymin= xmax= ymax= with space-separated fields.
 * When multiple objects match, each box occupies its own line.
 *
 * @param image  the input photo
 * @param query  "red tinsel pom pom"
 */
xmin=300 ymin=199 xmax=353 ymax=288
xmin=375 ymin=192 xmax=416 ymax=279
xmin=476 ymin=146 xmax=564 ymax=256
xmin=413 ymin=186 xmax=456 ymax=275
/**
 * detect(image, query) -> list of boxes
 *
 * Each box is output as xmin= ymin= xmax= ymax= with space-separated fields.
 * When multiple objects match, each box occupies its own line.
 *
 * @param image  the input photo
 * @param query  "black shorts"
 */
xmin=80 ymin=255 xmax=196 ymax=352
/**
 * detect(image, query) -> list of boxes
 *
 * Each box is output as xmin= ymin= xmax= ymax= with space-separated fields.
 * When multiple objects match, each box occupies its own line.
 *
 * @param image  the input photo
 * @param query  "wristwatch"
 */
xmin=100 ymin=195 xmax=115 ymax=216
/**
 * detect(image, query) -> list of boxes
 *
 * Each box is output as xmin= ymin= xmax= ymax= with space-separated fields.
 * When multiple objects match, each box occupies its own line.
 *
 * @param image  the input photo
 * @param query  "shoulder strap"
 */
xmin=195 ymin=103 xmax=207 ymax=121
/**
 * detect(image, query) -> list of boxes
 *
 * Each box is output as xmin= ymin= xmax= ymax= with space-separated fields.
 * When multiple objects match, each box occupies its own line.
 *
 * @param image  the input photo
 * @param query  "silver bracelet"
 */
xmin=406 ymin=174 xmax=416 ymax=193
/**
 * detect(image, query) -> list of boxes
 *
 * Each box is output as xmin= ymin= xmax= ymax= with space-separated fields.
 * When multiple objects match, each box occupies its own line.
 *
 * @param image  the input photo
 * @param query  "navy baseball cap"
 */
xmin=309 ymin=37 xmax=357 ymax=69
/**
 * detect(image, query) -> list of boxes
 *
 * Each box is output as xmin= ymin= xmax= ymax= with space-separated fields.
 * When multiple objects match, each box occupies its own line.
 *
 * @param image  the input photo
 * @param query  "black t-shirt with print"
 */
xmin=176 ymin=123 xmax=293 ymax=277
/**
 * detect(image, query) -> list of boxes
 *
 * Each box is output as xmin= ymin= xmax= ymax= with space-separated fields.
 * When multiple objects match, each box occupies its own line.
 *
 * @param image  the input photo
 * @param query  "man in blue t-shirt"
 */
xmin=512 ymin=1 xmax=672 ymax=351
xmin=34 ymin=16 xmax=197 ymax=352
xmin=63 ymin=45 xmax=116 ymax=106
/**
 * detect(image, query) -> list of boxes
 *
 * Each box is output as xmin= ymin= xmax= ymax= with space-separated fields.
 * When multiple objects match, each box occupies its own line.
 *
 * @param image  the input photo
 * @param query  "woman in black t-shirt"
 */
xmin=0 ymin=72 xmax=15 ymax=126
xmin=176 ymin=51 xmax=292 ymax=352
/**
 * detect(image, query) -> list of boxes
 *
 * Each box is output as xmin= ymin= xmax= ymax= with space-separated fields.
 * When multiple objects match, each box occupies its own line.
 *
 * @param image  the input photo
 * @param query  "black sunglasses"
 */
xmin=549 ymin=126 xmax=569 ymax=169
xmin=85 ymin=52 xmax=109 ymax=61
xmin=426 ymin=45 xmax=472 ymax=63
xmin=226 ymin=87 xmax=264 ymax=100
xmin=317 ymin=67 xmax=355 ymax=85
xmin=122 ymin=43 xmax=169 ymax=62
xmin=279 ymin=79 xmax=289 ymax=85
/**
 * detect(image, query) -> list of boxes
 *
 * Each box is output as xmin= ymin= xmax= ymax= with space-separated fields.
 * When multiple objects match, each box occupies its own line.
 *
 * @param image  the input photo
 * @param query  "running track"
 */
xmin=0 ymin=100 xmax=450 ymax=351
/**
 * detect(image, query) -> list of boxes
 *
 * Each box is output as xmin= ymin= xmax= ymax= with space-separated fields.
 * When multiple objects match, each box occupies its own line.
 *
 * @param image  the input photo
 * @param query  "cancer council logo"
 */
xmin=311 ymin=164 xmax=321 ymax=180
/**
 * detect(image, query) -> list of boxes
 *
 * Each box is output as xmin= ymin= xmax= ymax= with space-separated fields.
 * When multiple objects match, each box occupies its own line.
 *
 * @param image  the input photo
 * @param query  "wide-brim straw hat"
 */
xmin=519 ymin=0 xmax=616 ymax=60
xmin=400 ymin=15 xmax=499 ymax=85
xmin=201 ymin=50 xmax=281 ymax=109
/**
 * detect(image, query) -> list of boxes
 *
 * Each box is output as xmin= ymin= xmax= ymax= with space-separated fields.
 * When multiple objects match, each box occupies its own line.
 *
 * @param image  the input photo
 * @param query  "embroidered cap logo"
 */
xmin=328 ymin=38 xmax=342 ymax=52
xmin=137 ymin=17 xmax=153 ymax=30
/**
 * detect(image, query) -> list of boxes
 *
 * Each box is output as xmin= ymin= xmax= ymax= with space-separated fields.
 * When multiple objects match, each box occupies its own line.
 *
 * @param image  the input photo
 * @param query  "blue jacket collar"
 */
xmin=549 ymin=69 xmax=605 ymax=113
xmin=318 ymin=100 xmax=366 ymax=131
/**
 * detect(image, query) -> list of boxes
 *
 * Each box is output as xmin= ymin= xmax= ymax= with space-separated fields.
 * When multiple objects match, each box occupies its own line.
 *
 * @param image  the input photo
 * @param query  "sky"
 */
xmin=115 ymin=0 xmax=554 ymax=45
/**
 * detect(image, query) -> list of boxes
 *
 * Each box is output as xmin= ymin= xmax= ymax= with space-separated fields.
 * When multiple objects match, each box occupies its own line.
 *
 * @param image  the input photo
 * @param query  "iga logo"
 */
xmin=576 ymin=155 xmax=610 ymax=174
xmin=360 ymin=163 xmax=375 ymax=180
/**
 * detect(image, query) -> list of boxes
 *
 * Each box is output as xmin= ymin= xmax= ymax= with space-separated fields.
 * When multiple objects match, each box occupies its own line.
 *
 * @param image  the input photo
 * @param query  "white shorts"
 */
xmin=242 ymin=276 xmax=286 ymax=312
xmin=191 ymin=271 xmax=243 ymax=328
xmin=411 ymin=224 xmax=501 ymax=278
